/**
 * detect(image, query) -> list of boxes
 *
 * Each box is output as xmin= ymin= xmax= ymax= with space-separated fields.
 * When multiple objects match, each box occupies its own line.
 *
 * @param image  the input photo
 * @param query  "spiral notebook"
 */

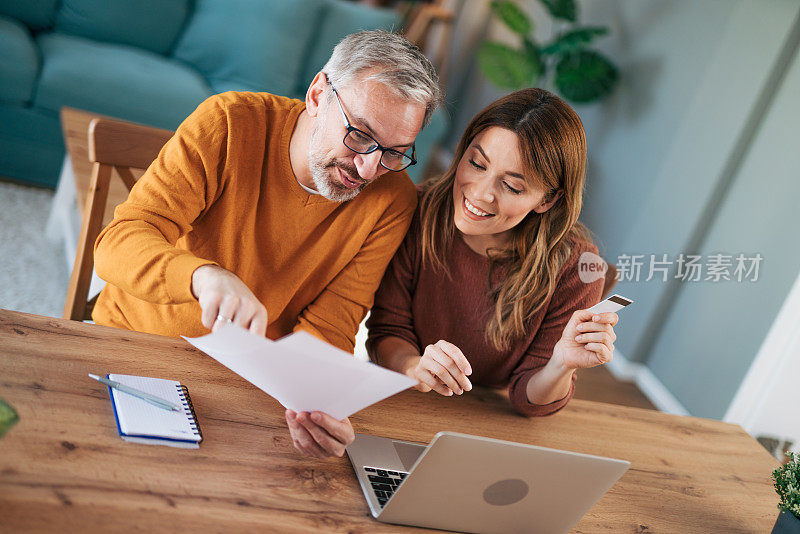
xmin=107 ymin=374 xmax=203 ymax=449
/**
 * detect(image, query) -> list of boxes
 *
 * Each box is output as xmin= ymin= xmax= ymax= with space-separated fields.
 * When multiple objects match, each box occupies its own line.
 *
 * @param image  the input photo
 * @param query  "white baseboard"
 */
xmin=603 ymin=350 xmax=640 ymax=381
xmin=46 ymin=156 xmax=80 ymax=274
xmin=47 ymin=155 xmax=107 ymax=299
xmin=353 ymin=313 xmax=370 ymax=362
xmin=606 ymin=349 xmax=690 ymax=416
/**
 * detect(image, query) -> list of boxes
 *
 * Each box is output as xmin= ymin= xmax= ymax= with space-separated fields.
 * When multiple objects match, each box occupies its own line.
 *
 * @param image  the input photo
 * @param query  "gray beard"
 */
xmin=308 ymin=124 xmax=365 ymax=203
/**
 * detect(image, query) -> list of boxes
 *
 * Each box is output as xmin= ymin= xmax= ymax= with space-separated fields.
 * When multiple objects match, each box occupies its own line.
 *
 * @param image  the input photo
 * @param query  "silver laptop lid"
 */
xmin=356 ymin=431 xmax=629 ymax=534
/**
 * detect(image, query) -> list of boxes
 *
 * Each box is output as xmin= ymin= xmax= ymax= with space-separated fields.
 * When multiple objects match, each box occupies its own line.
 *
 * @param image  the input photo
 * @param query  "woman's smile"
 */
xmin=462 ymin=195 xmax=495 ymax=220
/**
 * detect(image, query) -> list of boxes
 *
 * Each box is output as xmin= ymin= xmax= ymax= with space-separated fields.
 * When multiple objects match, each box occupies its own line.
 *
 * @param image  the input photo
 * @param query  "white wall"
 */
xmin=726 ymin=271 xmax=800 ymax=452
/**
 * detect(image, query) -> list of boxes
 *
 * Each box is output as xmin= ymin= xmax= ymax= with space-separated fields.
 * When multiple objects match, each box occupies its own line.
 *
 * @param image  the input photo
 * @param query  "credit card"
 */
xmin=587 ymin=294 xmax=633 ymax=314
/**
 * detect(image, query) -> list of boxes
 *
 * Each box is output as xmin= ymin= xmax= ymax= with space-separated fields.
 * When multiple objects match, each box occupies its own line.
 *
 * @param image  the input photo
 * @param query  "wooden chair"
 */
xmin=403 ymin=0 xmax=455 ymax=86
xmin=63 ymin=118 xmax=174 ymax=321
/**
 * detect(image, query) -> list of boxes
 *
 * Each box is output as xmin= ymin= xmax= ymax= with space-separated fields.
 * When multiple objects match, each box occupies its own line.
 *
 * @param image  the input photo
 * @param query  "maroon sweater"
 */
xmin=366 ymin=208 xmax=604 ymax=416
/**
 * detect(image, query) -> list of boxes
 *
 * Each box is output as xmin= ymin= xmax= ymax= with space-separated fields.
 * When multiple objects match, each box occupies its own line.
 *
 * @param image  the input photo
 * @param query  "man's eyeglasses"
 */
xmin=326 ymin=75 xmax=417 ymax=172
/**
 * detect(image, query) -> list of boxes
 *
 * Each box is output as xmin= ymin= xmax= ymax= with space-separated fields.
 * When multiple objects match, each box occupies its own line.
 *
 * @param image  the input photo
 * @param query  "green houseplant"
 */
xmin=478 ymin=0 xmax=618 ymax=103
xmin=772 ymin=452 xmax=800 ymax=533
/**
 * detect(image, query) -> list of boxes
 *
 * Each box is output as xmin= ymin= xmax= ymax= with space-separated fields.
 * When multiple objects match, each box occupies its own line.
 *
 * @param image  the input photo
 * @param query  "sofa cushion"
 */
xmin=172 ymin=0 xmax=325 ymax=96
xmin=294 ymin=0 xmax=402 ymax=97
xmin=0 ymin=16 xmax=39 ymax=105
xmin=0 ymin=105 xmax=64 ymax=188
xmin=55 ymin=0 xmax=190 ymax=55
xmin=0 ymin=0 xmax=59 ymax=31
xmin=34 ymin=33 xmax=212 ymax=130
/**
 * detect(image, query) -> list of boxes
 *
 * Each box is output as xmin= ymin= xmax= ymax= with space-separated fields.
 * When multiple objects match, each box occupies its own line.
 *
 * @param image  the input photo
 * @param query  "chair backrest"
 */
xmin=63 ymin=118 xmax=174 ymax=321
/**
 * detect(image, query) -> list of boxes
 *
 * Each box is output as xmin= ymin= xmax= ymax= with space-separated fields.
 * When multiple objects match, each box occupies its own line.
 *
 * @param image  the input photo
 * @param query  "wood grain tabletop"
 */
xmin=0 ymin=309 xmax=779 ymax=533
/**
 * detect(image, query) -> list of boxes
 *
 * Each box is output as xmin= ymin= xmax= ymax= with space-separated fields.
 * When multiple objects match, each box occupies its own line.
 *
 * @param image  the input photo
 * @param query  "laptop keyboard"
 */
xmin=364 ymin=466 xmax=408 ymax=507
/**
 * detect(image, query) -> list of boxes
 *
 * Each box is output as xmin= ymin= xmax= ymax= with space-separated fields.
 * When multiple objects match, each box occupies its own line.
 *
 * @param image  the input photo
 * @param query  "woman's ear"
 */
xmin=305 ymin=72 xmax=327 ymax=118
xmin=533 ymin=189 xmax=564 ymax=213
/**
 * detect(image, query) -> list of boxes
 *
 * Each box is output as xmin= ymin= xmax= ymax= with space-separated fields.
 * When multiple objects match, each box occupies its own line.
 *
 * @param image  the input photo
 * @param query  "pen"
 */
xmin=88 ymin=374 xmax=182 ymax=412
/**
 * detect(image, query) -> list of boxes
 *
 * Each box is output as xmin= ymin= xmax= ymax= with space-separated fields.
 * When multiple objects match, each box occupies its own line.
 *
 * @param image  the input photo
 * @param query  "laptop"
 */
xmin=346 ymin=431 xmax=629 ymax=534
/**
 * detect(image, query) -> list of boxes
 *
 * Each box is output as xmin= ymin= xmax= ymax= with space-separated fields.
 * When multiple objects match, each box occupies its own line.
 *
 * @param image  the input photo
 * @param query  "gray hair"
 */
xmin=321 ymin=30 xmax=442 ymax=128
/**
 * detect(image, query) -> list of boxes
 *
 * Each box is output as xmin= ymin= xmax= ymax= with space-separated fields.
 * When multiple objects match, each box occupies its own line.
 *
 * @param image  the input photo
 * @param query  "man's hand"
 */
xmin=553 ymin=309 xmax=618 ymax=370
xmin=404 ymin=340 xmax=472 ymax=396
xmin=285 ymin=410 xmax=355 ymax=458
xmin=191 ymin=265 xmax=268 ymax=336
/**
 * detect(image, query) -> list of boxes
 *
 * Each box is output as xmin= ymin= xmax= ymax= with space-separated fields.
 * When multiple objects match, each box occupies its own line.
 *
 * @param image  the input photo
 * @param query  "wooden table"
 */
xmin=0 ymin=309 xmax=779 ymax=532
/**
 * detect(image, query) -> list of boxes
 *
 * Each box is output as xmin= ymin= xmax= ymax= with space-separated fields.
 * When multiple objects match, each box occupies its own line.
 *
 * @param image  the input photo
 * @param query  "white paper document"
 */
xmin=183 ymin=325 xmax=417 ymax=420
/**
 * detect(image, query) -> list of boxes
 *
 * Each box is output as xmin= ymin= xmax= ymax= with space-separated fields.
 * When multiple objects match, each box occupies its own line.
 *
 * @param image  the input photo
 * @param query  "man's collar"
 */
xmin=295 ymin=175 xmax=319 ymax=195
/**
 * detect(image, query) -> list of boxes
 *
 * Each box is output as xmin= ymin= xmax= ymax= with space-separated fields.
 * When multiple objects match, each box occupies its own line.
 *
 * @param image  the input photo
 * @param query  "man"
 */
xmin=92 ymin=31 xmax=442 ymax=458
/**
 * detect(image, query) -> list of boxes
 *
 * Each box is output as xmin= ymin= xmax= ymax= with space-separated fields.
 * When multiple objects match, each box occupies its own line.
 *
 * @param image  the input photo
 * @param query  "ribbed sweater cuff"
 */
xmin=510 ymin=374 xmax=575 ymax=417
xmin=165 ymin=254 xmax=218 ymax=303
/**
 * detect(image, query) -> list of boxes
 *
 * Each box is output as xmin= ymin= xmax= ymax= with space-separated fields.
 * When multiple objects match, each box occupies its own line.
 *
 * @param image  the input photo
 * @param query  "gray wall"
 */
xmin=590 ymin=0 xmax=800 ymax=419
xmin=645 ymin=27 xmax=800 ymax=419
xmin=576 ymin=0 xmax=736 ymax=262
xmin=443 ymin=0 xmax=800 ymax=419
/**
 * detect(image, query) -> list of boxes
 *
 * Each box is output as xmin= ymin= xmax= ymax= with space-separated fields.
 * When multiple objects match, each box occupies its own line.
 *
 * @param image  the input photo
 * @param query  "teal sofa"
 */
xmin=0 ymin=0 xmax=448 ymax=188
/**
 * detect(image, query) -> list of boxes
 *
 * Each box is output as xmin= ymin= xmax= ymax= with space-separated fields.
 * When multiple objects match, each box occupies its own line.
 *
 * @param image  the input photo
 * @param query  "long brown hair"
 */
xmin=419 ymin=88 xmax=592 ymax=351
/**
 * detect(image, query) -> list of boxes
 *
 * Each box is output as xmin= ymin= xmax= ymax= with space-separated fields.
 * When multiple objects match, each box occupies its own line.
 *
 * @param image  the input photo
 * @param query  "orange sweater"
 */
xmin=92 ymin=92 xmax=417 ymax=352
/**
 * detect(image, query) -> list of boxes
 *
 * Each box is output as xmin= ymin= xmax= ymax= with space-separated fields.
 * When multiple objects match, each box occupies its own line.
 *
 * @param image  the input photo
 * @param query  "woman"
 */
xmin=366 ymin=88 xmax=619 ymax=416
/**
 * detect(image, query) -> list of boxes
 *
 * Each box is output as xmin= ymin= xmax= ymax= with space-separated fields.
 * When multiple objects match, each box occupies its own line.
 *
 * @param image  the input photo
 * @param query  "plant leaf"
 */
xmin=554 ymin=50 xmax=618 ymax=103
xmin=0 ymin=397 xmax=18 ymax=439
xmin=523 ymin=38 xmax=544 ymax=77
xmin=541 ymin=27 xmax=609 ymax=55
xmin=490 ymin=0 xmax=533 ymax=36
xmin=479 ymin=41 xmax=541 ymax=90
xmin=773 ymin=452 xmax=800 ymax=516
xmin=539 ymin=0 xmax=577 ymax=22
